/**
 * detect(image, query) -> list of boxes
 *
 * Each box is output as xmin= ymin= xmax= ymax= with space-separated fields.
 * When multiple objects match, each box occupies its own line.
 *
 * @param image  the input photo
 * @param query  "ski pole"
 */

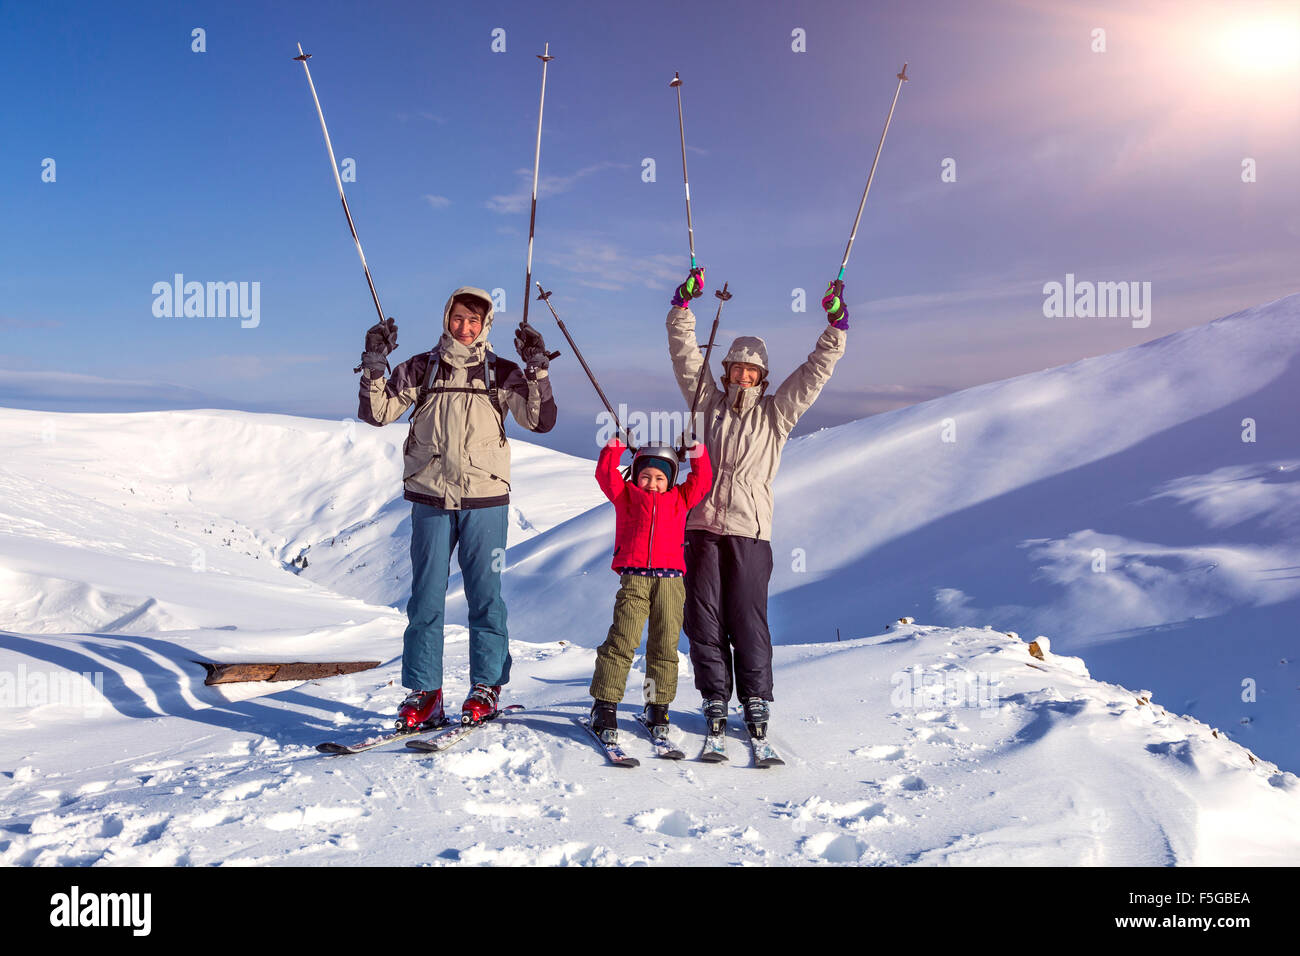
xmin=837 ymin=62 xmax=908 ymax=280
xmin=522 ymin=44 xmax=558 ymax=350
xmin=535 ymin=283 xmax=634 ymax=449
xmin=293 ymin=43 xmax=386 ymax=327
xmin=686 ymin=282 xmax=732 ymax=448
xmin=668 ymin=72 xmax=697 ymax=270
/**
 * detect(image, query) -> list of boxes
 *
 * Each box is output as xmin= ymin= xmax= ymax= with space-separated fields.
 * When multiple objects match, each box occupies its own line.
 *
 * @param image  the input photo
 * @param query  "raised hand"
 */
xmin=356 ymin=317 xmax=399 ymax=376
xmin=822 ymin=280 xmax=848 ymax=329
xmin=514 ymin=323 xmax=551 ymax=373
xmin=671 ymin=267 xmax=706 ymax=308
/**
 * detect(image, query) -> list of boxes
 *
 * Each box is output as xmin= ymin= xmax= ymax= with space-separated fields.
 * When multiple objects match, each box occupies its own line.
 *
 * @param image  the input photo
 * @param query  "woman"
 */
xmin=665 ymin=269 xmax=848 ymax=744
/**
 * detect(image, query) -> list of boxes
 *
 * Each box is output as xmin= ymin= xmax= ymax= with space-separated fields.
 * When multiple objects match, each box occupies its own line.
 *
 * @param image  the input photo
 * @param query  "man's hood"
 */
xmin=441 ymin=286 xmax=496 ymax=349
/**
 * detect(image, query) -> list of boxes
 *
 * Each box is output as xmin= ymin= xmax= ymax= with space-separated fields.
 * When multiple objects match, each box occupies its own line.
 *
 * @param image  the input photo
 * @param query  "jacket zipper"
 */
xmin=647 ymin=494 xmax=657 ymax=567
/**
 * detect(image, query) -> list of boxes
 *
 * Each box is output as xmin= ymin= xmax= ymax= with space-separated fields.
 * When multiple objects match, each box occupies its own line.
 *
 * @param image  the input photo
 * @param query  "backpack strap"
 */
xmin=407 ymin=347 xmax=441 ymax=422
xmin=485 ymin=352 xmax=506 ymax=441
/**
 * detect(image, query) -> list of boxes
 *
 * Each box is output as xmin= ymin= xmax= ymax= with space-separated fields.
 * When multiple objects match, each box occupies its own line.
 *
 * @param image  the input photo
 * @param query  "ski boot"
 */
xmin=396 ymin=689 xmax=445 ymax=730
xmin=461 ymin=683 xmax=502 ymax=724
xmin=743 ymin=697 xmax=770 ymax=739
xmin=702 ymin=698 xmax=728 ymax=737
xmin=591 ymin=699 xmax=620 ymax=745
xmin=642 ymin=702 xmax=671 ymax=742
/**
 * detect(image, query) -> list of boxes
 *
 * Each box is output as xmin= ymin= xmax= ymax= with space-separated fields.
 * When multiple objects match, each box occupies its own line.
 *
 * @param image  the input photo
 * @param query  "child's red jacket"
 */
xmin=595 ymin=439 xmax=713 ymax=573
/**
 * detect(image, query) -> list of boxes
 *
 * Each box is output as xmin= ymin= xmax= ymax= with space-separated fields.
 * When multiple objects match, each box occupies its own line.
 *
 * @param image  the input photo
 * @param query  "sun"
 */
xmin=1212 ymin=11 xmax=1300 ymax=74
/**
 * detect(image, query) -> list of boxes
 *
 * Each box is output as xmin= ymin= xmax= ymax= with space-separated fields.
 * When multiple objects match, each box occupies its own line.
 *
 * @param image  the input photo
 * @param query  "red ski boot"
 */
xmin=396 ymin=689 xmax=445 ymax=730
xmin=461 ymin=683 xmax=502 ymax=724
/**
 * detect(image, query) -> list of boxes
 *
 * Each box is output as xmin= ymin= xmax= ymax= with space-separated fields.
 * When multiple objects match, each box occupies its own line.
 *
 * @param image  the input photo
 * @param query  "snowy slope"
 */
xmin=3 ymin=622 xmax=1296 ymax=866
xmin=482 ymin=293 xmax=1300 ymax=772
xmin=0 ymin=408 xmax=606 ymax=634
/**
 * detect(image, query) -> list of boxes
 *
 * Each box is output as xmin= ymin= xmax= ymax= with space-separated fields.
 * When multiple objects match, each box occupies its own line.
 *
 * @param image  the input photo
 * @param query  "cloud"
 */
xmin=486 ymin=161 xmax=629 ymax=214
xmin=538 ymin=236 xmax=682 ymax=292
xmin=422 ymin=194 xmax=452 ymax=209
xmin=395 ymin=111 xmax=448 ymax=124
xmin=0 ymin=369 xmax=216 ymax=411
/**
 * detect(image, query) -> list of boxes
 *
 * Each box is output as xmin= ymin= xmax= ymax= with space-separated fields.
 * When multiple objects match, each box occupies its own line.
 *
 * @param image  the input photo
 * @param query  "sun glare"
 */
xmin=1213 ymin=14 xmax=1300 ymax=73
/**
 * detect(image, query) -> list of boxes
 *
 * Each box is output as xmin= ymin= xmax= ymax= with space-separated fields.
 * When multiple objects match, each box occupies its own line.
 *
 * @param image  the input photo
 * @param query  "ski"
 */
xmin=745 ymin=729 xmax=785 ymax=768
xmin=577 ymin=716 xmax=639 ymax=767
xmin=316 ymin=717 xmax=453 ymax=756
xmin=699 ymin=732 xmax=728 ymax=763
xmin=633 ymin=713 xmax=685 ymax=760
xmin=405 ymin=704 xmax=525 ymax=753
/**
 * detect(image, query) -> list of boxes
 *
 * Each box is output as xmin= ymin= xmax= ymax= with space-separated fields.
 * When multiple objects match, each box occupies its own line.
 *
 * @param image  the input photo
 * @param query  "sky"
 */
xmin=2 ymin=0 xmax=1298 ymax=457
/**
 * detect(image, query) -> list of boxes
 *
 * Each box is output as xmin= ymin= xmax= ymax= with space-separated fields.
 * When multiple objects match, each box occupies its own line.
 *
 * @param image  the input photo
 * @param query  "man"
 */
xmin=356 ymin=287 xmax=557 ymax=727
xmin=665 ymin=269 xmax=848 ymax=745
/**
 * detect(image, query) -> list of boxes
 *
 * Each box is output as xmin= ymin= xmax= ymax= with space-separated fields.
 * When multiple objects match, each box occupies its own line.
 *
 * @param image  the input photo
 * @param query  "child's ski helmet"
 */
xmin=632 ymin=444 xmax=679 ymax=486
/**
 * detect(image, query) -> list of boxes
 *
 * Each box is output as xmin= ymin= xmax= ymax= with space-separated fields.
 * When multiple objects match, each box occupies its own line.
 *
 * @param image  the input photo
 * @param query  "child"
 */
xmin=588 ymin=436 xmax=713 ymax=744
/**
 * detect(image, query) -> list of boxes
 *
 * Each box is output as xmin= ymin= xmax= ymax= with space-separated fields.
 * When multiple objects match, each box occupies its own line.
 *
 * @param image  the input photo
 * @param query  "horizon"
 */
xmin=3 ymin=0 xmax=1299 ymax=458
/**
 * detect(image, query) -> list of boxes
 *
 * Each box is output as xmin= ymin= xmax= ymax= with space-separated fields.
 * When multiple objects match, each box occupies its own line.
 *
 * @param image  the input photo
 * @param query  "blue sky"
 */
xmin=3 ymin=0 xmax=1298 ymax=456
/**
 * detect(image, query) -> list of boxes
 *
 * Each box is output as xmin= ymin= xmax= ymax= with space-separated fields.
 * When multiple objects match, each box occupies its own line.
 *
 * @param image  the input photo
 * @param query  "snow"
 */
xmin=4 ymin=625 xmax=1297 ymax=866
xmin=2 ymin=292 xmax=1299 ymax=865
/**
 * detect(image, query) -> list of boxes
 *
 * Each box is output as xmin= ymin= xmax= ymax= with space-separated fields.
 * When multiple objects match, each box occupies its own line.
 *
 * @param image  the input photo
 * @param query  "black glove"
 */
xmin=514 ymin=323 xmax=550 ymax=374
xmin=355 ymin=317 xmax=398 ymax=376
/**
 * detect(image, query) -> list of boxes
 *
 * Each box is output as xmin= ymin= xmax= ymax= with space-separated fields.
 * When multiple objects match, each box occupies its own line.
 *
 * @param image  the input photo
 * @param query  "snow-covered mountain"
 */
xmin=2 ymin=292 xmax=1298 ymax=866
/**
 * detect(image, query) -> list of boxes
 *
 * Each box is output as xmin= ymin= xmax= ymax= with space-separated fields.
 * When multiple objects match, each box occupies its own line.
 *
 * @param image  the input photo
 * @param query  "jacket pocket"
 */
xmin=402 ymin=432 xmax=440 ymax=480
xmin=467 ymin=436 xmax=511 ymax=489
xmin=737 ymin=478 xmax=765 ymax=538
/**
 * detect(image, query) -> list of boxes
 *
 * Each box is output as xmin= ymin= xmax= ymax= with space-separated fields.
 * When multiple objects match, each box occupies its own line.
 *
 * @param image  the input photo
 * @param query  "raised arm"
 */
xmin=358 ymin=352 xmax=429 ymax=426
xmin=665 ymin=268 xmax=719 ymax=409
xmin=498 ymin=361 xmax=557 ymax=434
xmin=677 ymin=441 xmax=713 ymax=508
xmin=595 ymin=437 xmax=628 ymax=503
xmin=504 ymin=324 xmax=558 ymax=433
xmin=771 ymin=323 xmax=847 ymax=435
